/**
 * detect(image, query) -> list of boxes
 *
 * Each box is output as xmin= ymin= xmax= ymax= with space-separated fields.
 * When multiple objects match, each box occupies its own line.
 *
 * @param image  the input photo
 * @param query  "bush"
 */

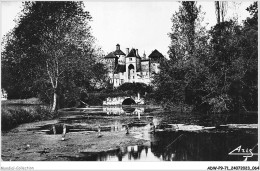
xmin=207 ymin=94 xmax=232 ymax=114
xmin=1 ymin=104 xmax=54 ymax=131
xmin=117 ymin=82 xmax=153 ymax=95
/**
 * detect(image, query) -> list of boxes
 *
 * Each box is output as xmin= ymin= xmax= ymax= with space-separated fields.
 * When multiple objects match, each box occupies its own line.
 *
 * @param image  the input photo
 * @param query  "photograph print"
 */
xmin=1 ymin=0 xmax=258 ymax=166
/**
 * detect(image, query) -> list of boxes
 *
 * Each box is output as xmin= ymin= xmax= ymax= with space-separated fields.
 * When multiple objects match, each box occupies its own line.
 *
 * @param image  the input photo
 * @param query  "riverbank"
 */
xmin=1 ymin=99 xmax=55 ymax=131
xmin=1 ymin=119 xmax=147 ymax=161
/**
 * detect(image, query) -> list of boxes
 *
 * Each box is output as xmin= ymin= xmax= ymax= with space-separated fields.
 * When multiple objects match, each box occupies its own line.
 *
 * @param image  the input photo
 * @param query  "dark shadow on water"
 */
xmin=151 ymin=131 xmax=258 ymax=161
xmin=67 ymin=130 xmax=257 ymax=161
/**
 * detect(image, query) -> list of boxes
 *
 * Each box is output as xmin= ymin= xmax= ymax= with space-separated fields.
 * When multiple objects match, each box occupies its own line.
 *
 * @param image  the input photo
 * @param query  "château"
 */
xmin=104 ymin=44 xmax=165 ymax=87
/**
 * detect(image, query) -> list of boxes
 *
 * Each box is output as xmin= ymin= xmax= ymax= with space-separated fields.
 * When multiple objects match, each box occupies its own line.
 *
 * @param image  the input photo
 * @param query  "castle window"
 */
xmin=130 ymin=58 xmax=132 ymax=61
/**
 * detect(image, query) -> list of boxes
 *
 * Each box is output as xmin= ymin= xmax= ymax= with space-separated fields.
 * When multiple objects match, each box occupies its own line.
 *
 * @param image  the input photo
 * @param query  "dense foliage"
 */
xmin=152 ymin=2 xmax=258 ymax=113
xmin=117 ymin=82 xmax=153 ymax=95
xmin=78 ymin=83 xmax=153 ymax=106
xmin=1 ymin=2 xmax=107 ymax=111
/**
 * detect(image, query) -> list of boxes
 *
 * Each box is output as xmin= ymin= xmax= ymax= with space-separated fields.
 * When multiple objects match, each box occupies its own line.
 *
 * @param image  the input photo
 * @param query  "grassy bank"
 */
xmin=1 ymin=98 xmax=57 ymax=131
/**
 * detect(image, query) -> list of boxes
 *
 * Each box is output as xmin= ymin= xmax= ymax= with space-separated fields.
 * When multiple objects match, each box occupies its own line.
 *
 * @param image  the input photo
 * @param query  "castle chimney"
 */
xmin=136 ymin=49 xmax=139 ymax=56
xmin=126 ymin=48 xmax=129 ymax=55
xmin=116 ymin=44 xmax=120 ymax=50
xmin=143 ymin=51 xmax=146 ymax=59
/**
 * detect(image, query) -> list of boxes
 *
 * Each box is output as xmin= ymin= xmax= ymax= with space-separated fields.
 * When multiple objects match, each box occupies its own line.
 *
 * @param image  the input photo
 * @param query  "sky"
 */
xmin=1 ymin=1 xmax=252 ymax=57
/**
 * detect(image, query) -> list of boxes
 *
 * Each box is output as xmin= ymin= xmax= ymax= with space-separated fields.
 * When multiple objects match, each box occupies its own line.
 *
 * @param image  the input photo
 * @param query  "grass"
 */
xmin=1 ymin=98 xmax=58 ymax=131
xmin=1 ymin=97 xmax=41 ymax=105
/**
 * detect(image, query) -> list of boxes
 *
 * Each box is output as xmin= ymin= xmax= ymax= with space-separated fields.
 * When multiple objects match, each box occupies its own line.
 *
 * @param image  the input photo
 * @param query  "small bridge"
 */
xmin=103 ymin=93 xmax=144 ymax=105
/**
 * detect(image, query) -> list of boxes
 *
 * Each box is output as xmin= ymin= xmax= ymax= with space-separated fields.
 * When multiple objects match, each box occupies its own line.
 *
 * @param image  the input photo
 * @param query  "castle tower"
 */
xmin=126 ymin=48 xmax=129 ymax=56
xmin=114 ymin=44 xmax=126 ymax=65
xmin=125 ymin=48 xmax=138 ymax=83
xmin=141 ymin=51 xmax=150 ymax=84
xmin=148 ymin=49 xmax=164 ymax=74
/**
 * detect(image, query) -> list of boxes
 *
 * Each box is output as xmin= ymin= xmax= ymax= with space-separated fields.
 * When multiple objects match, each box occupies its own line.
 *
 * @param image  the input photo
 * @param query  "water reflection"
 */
xmin=78 ymin=145 xmax=161 ymax=161
xmin=100 ymin=106 xmax=257 ymax=126
xmin=58 ymin=106 xmax=258 ymax=161
xmin=103 ymin=106 xmax=145 ymax=116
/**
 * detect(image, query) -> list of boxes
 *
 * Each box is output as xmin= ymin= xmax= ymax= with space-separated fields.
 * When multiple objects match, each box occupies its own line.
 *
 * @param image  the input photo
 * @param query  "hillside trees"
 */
xmin=1 ymin=1 xmax=107 ymax=111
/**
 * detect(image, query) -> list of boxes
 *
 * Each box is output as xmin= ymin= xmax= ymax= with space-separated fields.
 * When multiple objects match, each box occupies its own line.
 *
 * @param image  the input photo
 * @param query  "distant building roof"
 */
xmin=104 ymin=52 xmax=117 ymax=58
xmin=126 ymin=49 xmax=141 ymax=58
xmin=148 ymin=49 xmax=164 ymax=59
xmin=114 ymin=49 xmax=126 ymax=56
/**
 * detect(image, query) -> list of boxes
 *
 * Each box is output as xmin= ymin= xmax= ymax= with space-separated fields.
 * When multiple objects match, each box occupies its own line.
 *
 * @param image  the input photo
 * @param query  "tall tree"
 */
xmin=168 ymin=1 xmax=201 ymax=62
xmin=2 ymin=1 xmax=106 ymax=111
xmin=153 ymin=2 xmax=208 ymax=110
xmin=215 ymin=1 xmax=228 ymax=23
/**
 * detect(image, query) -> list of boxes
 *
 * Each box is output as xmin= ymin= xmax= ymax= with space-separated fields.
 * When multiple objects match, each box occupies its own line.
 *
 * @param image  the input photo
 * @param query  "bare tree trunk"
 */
xmin=215 ymin=1 xmax=227 ymax=23
xmin=220 ymin=1 xmax=227 ymax=22
xmin=51 ymin=91 xmax=57 ymax=112
xmin=215 ymin=1 xmax=220 ymax=24
xmin=46 ymin=60 xmax=59 ymax=113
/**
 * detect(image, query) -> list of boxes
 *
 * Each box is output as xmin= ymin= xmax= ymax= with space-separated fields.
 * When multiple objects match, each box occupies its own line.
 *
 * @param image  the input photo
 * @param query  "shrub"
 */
xmin=117 ymin=82 xmax=153 ymax=95
xmin=1 ymin=104 xmax=53 ymax=131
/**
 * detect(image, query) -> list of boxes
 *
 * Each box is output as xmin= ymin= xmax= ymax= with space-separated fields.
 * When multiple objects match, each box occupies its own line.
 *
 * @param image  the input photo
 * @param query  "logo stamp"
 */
xmin=228 ymin=145 xmax=258 ymax=160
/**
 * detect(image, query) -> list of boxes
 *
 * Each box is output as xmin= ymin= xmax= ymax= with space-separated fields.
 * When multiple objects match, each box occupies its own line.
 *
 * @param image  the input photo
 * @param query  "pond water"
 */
xmin=73 ymin=131 xmax=257 ymax=161
xmin=50 ymin=106 xmax=258 ymax=161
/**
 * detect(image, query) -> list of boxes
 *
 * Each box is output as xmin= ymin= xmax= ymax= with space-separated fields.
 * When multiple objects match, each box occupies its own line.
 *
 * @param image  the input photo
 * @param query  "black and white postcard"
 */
xmin=1 ymin=1 xmax=258 ymax=170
